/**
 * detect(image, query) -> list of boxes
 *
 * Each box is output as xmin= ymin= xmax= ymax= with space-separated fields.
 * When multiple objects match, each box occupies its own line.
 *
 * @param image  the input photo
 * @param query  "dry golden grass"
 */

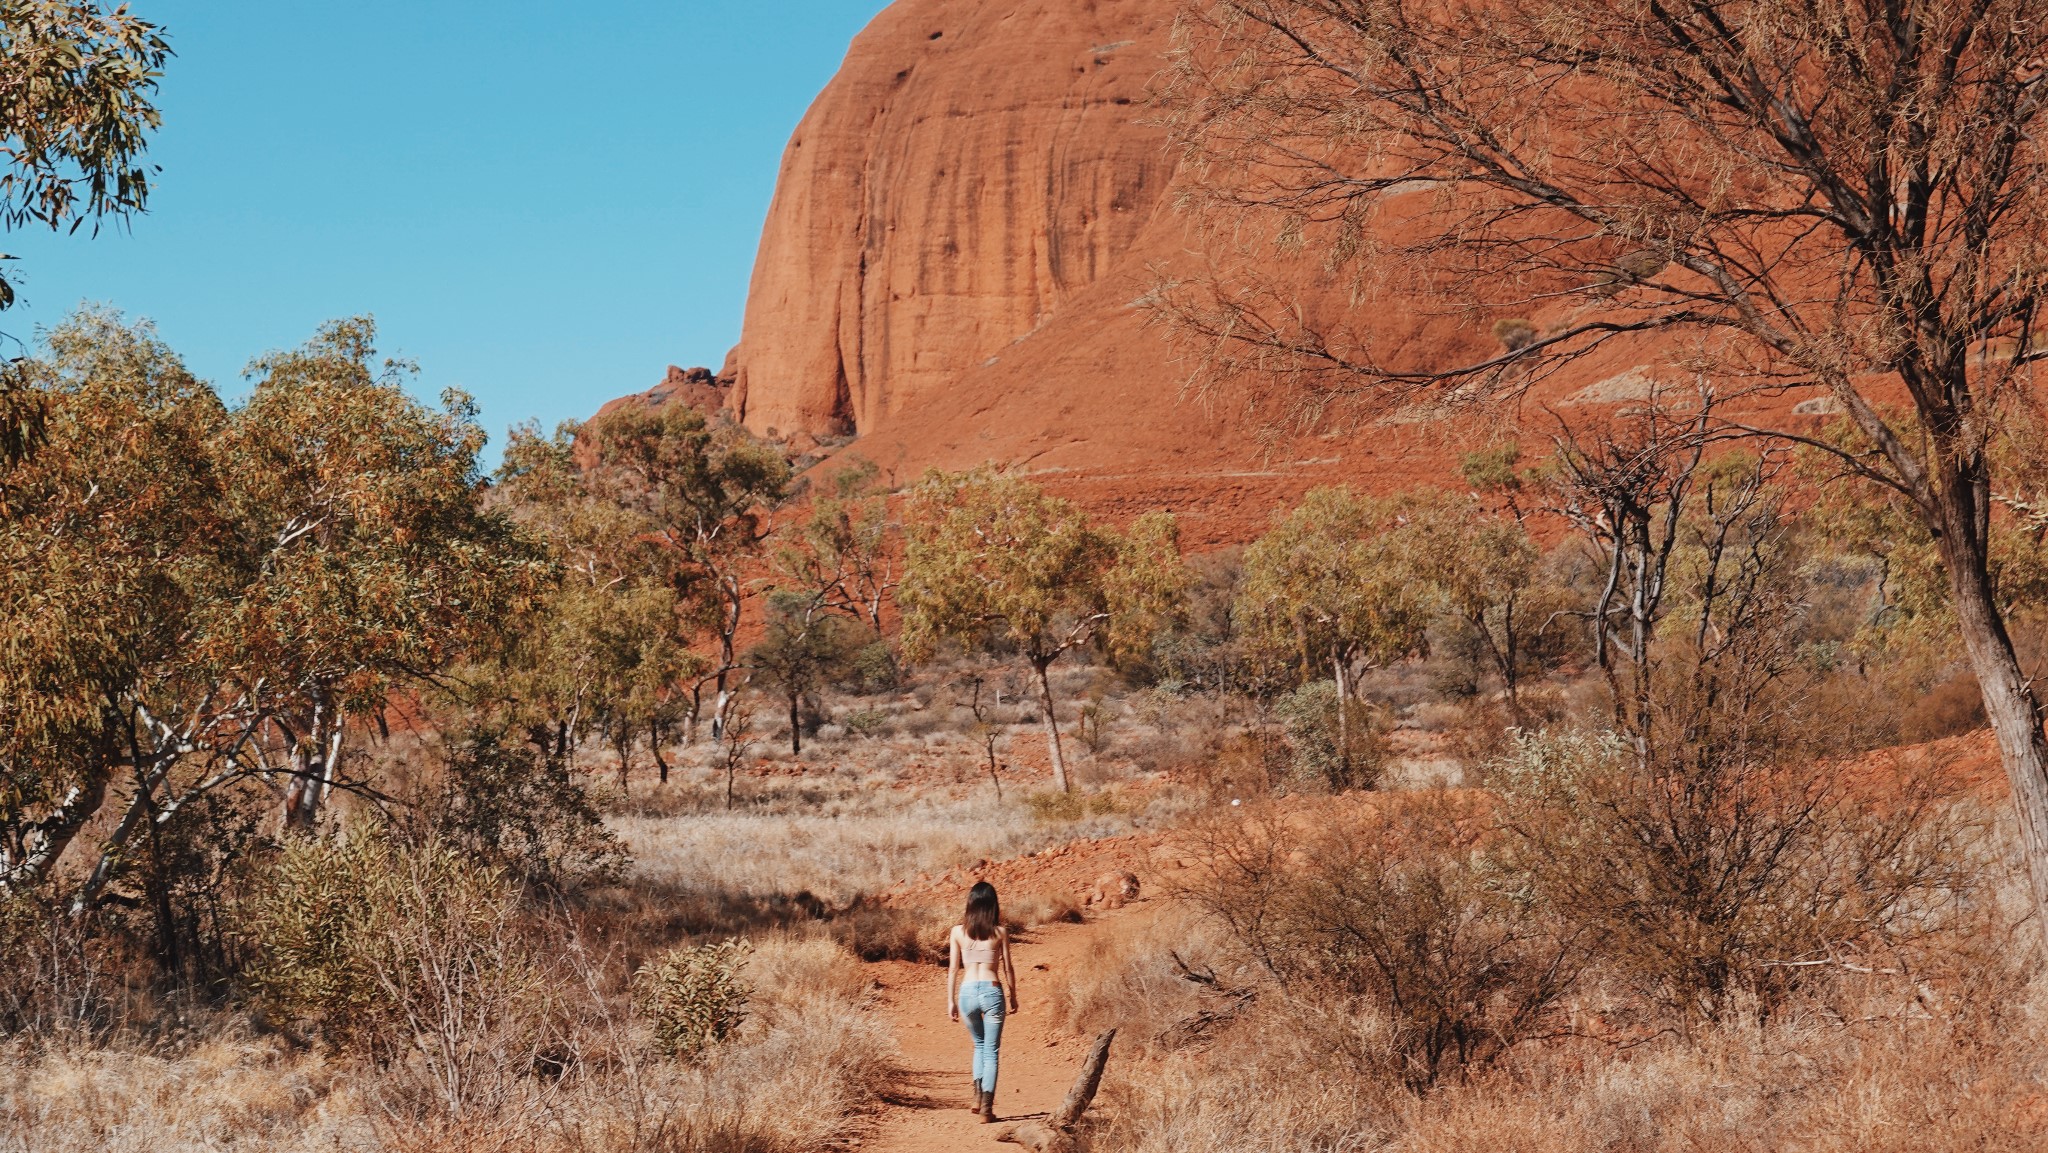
xmin=1081 ymin=971 xmax=2048 ymax=1153
xmin=611 ymin=773 xmax=1155 ymax=905
xmin=0 ymin=1033 xmax=376 ymax=1152
xmin=1065 ymin=870 xmax=2048 ymax=1153
xmin=0 ymin=934 xmax=896 ymax=1153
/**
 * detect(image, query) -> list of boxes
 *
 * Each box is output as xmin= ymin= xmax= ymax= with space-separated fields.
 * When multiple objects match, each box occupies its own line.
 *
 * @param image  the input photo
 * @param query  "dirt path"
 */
xmin=861 ymin=913 xmax=1121 ymax=1152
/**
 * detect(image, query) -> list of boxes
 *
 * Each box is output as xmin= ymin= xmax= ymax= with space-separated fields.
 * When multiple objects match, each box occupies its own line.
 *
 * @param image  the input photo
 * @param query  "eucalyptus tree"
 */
xmin=900 ymin=468 xmax=1186 ymax=792
xmin=773 ymin=456 xmax=898 ymax=640
xmin=1236 ymin=486 xmax=1436 ymax=774
xmin=0 ymin=1 xmax=171 ymax=535
xmin=0 ymin=312 xmax=547 ymax=912
xmin=211 ymin=319 xmax=549 ymax=832
xmin=747 ymin=590 xmax=864 ymax=755
xmin=0 ymin=2 xmax=170 ymax=324
xmin=494 ymin=421 xmax=701 ymax=785
xmin=575 ymin=404 xmax=791 ymax=740
xmin=1399 ymin=488 xmax=1548 ymax=705
xmin=0 ymin=309 xmax=222 ymax=897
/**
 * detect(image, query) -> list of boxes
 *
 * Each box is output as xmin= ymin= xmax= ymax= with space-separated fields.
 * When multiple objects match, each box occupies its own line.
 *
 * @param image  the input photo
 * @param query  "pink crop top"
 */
xmin=959 ymin=929 xmax=1001 ymax=964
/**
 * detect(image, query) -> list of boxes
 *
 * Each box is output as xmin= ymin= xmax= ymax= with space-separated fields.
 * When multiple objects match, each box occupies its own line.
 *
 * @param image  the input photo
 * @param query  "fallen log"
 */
xmin=996 ymin=1028 xmax=1116 ymax=1153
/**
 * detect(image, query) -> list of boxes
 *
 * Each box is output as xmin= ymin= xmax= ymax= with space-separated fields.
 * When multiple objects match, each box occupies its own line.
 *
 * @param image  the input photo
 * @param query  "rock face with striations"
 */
xmin=665 ymin=0 xmax=1682 ymax=544
xmin=651 ymin=0 xmax=1815 ymax=543
xmin=690 ymin=0 xmax=1472 ymax=545
xmin=729 ymin=0 xmax=1178 ymax=441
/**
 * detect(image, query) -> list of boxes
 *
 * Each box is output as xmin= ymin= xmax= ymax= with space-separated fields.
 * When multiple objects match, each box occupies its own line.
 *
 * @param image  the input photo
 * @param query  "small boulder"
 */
xmin=1083 ymin=870 xmax=1140 ymax=909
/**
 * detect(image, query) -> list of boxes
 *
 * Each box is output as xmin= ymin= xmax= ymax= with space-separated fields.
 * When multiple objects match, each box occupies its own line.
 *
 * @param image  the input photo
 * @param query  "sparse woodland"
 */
xmin=6 ymin=1 xmax=2048 ymax=1151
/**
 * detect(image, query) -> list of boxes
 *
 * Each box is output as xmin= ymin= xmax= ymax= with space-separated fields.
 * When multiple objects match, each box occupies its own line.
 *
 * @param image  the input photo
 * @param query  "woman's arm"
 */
xmin=1001 ymin=928 xmax=1020 ymax=1013
xmin=946 ymin=927 xmax=961 ymax=1021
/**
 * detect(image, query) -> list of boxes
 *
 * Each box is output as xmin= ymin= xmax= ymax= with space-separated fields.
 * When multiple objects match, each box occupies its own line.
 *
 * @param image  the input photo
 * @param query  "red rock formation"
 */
xmin=729 ymin=0 xmax=1178 ymax=441
xmin=596 ymin=363 xmax=736 ymax=423
xmin=621 ymin=0 xmax=1805 ymax=543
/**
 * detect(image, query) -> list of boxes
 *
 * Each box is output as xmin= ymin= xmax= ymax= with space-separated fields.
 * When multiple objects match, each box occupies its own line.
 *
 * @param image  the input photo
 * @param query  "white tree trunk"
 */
xmin=1035 ymin=661 xmax=1071 ymax=793
xmin=1942 ymin=523 xmax=2048 ymax=927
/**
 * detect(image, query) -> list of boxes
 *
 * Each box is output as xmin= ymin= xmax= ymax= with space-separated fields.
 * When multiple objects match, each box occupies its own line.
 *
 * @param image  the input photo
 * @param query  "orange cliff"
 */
xmin=609 ymin=0 xmax=1795 ymax=546
xmin=731 ymin=0 xmax=1176 ymax=443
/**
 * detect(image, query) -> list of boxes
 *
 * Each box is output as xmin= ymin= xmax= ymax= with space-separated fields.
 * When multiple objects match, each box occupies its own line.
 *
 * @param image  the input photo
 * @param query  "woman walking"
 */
xmin=947 ymin=881 xmax=1020 ymax=1122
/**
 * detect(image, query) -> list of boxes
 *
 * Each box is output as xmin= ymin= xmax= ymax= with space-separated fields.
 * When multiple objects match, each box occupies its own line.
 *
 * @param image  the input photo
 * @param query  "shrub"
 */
xmin=1896 ymin=672 xmax=1987 ymax=743
xmin=1078 ymin=697 xmax=1111 ymax=754
xmin=1182 ymin=795 xmax=1583 ymax=1088
xmin=242 ymin=830 xmax=546 ymax=1115
xmin=243 ymin=831 xmax=395 ymax=1046
xmin=423 ymin=725 xmax=628 ymax=889
xmin=836 ymin=640 xmax=901 ymax=695
xmin=744 ymin=934 xmax=870 ymax=1015
xmin=1492 ymin=317 xmax=1539 ymax=351
xmin=1491 ymin=729 xmax=1987 ymax=1022
xmin=1025 ymin=788 xmax=1127 ymax=822
xmin=842 ymin=707 xmax=891 ymax=739
xmin=1272 ymin=680 xmax=1386 ymax=791
xmin=1009 ymin=889 xmax=1086 ymax=928
xmin=0 ymin=892 xmax=123 ymax=1038
xmin=635 ymin=938 xmax=753 ymax=1061
xmin=1027 ymin=790 xmax=1086 ymax=822
xmin=828 ymin=901 xmax=932 ymax=962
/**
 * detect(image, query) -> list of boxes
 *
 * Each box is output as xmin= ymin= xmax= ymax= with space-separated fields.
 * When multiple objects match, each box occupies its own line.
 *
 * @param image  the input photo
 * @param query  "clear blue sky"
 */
xmin=3 ymin=1 xmax=890 ymax=451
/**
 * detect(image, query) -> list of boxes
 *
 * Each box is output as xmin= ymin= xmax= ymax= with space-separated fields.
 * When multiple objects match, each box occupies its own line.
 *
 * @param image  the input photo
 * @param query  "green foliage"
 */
xmin=899 ymin=468 xmax=1109 ymax=662
xmin=774 ymin=456 xmax=898 ymax=638
xmin=1795 ymin=413 xmax=2048 ymax=673
xmin=1801 ymin=418 xmax=2025 ymax=663
xmin=1235 ymin=486 xmax=1438 ymax=681
xmin=1272 ymin=680 xmax=1385 ymax=791
xmin=899 ymin=468 xmax=1187 ymax=788
xmin=837 ymin=640 xmax=901 ymax=696
xmin=747 ymin=591 xmax=868 ymax=752
xmin=214 ymin=318 xmax=551 ymax=719
xmin=423 ymin=726 xmax=628 ymax=890
xmin=575 ymin=403 xmax=790 ymax=651
xmin=576 ymin=406 xmax=791 ymax=570
xmin=1459 ymin=442 xmax=1529 ymax=495
xmin=1 ymin=311 xmax=223 ymax=848
xmin=634 ymin=938 xmax=753 ymax=1061
xmin=1 ymin=310 xmax=551 ymax=905
xmin=0 ymin=365 xmax=43 ymax=469
xmin=899 ymin=468 xmax=1187 ymax=668
xmin=492 ymin=418 xmax=707 ymax=765
xmin=0 ymin=2 xmax=171 ymax=315
xmin=1143 ymin=549 xmax=1299 ymax=698
xmin=842 ymin=708 xmax=890 ymax=739
xmin=242 ymin=834 xmax=385 ymax=1041
xmin=1398 ymin=487 xmax=1570 ymax=698
xmin=1103 ymin=509 xmax=1194 ymax=666
xmin=500 ymin=404 xmax=789 ymax=762
xmin=244 ymin=830 xmax=535 ymax=1053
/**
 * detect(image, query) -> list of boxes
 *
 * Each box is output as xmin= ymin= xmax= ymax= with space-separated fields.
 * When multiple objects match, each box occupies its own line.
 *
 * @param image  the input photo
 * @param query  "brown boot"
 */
xmin=966 ymin=1082 xmax=983 ymax=1112
xmin=980 ymin=1088 xmax=996 ymax=1123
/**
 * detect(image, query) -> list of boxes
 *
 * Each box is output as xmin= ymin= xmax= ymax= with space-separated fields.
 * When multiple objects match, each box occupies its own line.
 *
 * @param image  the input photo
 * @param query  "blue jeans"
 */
xmin=959 ymin=980 xmax=1007 ymax=1093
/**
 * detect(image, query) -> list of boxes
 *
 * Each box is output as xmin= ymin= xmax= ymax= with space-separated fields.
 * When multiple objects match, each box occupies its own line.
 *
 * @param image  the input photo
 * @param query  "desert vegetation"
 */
xmin=8 ymin=1 xmax=2048 ymax=1151
xmin=11 ymin=298 xmax=2029 ymax=1145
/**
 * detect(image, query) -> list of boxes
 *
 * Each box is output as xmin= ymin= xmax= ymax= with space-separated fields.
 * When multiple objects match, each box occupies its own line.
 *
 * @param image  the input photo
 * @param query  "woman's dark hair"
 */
xmin=963 ymin=881 xmax=1001 ymax=941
